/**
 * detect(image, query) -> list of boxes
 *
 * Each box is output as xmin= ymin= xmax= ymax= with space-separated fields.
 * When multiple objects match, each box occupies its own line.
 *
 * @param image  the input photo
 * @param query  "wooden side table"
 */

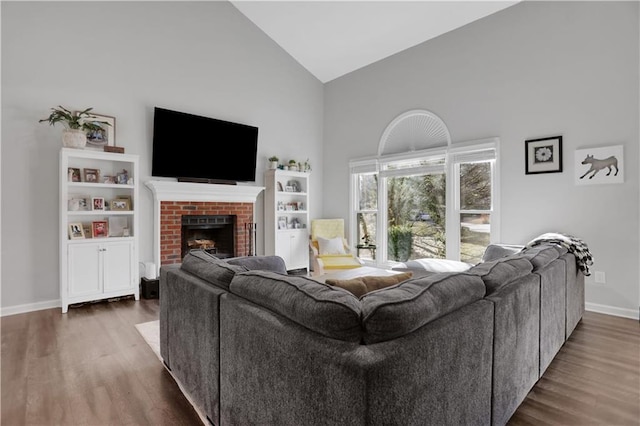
xmin=356 ymin=244 xmax=377 ymax=260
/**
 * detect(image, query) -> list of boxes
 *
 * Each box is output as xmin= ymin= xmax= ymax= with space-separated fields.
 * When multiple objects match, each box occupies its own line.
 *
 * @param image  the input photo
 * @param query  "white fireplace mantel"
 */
xmin=145 ymin=179 xmax=265 ymax=203
xmin=145 ymin=180 xmax=265 ymax=276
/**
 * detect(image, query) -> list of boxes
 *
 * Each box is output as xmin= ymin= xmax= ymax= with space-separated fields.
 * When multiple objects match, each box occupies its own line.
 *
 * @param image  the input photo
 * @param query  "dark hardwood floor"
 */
xmin=2 ymin=300 xmax=638 ymax=425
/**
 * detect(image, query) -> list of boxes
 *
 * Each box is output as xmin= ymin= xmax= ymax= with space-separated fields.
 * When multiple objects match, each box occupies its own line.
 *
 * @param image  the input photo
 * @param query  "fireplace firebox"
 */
xmin=181 ymin=215 xmax=236 ymax=259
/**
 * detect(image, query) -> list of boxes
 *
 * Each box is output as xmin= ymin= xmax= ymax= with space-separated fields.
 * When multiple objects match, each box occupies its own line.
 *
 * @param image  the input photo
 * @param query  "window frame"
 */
xmin=349 ymin=138 xmax=500 ymax=266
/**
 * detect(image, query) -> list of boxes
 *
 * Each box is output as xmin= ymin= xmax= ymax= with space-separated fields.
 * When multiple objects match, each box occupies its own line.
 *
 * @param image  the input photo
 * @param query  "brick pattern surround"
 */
xmin=160 ymin=201 xmax=254 ymax=265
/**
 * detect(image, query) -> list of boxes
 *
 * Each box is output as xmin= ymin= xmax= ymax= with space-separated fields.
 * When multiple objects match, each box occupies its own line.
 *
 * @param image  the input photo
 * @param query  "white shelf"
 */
xmin=60 ymin=148 xmax=140 ymax=313
xmin=265 ymin=169 xmax=310 ymax=271
xmin=67 ymin=236 xmax=136 ymax=244
xmin=68 ymin=182 xmax=135 ymax=190
xmin=67 ymin=210 xmax=134 ymax=216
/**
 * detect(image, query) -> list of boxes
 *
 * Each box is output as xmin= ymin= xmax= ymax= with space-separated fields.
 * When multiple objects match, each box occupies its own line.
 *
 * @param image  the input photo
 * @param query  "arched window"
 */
xmin=350 ymin=110 xmax=500 ymax=265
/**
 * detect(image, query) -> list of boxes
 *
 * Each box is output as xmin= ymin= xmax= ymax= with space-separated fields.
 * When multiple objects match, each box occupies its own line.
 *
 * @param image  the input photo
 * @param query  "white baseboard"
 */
xmin=586 ymin=302 xmax=639 ymax=320
xmin=1 ymin=299 xmax=61 ymax=317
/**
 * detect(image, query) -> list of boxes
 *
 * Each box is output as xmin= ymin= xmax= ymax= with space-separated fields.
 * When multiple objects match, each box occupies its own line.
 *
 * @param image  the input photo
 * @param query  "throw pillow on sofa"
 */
xmin=392 ymin=258 xmax=472 ymax=278
xmin=325 ymin=277 xmax=369 ymax=297
xmin=326 ymin=272 xmax=413 ymax=297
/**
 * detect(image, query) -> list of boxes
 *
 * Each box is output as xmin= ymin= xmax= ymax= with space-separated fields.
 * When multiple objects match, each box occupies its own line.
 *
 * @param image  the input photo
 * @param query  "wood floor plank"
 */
xmin=2 ymin=301 xmax=638 ymax=425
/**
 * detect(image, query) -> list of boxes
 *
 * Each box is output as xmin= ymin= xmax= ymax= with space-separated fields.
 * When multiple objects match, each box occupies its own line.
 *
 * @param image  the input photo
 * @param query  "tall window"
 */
xmin=350 ymin=139 xmax=499 ymax=266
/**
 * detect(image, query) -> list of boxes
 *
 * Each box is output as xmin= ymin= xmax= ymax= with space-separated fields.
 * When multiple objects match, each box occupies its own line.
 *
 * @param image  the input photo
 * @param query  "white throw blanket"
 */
xmin=523 ymin=232 xmax=594 ymax=276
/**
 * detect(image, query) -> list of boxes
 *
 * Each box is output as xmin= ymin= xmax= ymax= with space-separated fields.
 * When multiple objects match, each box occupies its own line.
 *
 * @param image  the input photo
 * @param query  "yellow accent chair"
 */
xmin=309 ymin=218 xmax=363 ymax=277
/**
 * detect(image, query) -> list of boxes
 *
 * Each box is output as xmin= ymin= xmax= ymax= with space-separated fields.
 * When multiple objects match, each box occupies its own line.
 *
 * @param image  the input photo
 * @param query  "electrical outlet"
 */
xmin=594 ymin=271 xmax=606 ymax=284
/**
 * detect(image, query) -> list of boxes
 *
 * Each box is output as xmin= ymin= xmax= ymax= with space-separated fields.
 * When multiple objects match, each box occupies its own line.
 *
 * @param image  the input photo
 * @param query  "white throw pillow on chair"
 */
xmin=317 ymin=237 xmax=347 ymax=255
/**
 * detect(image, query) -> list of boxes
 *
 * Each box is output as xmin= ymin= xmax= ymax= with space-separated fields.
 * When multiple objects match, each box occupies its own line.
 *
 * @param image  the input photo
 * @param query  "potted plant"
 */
xmin=39 ymin=106 xmax=110 ymax=149
xmin=268 ymin=156 xmax=279 ymax=170
xmin=288 ymin=159 xmax=298 ymax=171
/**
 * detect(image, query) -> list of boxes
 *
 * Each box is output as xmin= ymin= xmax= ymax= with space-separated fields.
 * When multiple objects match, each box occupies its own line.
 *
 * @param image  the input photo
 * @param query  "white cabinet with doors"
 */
xmin=264 ymin=169 xmax=309 ymax=271
xmin=60 ymin=148 xmax=139 ymax=313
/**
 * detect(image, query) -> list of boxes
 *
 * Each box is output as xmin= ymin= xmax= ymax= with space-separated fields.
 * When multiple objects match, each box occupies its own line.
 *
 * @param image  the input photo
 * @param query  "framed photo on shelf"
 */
xmin=116 ymin=170 xmax=129 ymax=184
xmin=68 ymin=222 xmax=85 ymax=240
xmin=82 ymin=113 xmax=116 ymax=147
xmin=102 ymin=175 xmax=115 ymax=184
xmin=525 ymin=136 xmax=563 ymax=174
xmin=77 ymin=197 xmax=89 ymax=211
xmin=110 ymin=198 xmax=130 ymax=211
xmin=92 ymin=197 xmax=105 ymax=211
xmin=278 ymin=217 xmax=287 ymax=230
xmin=67 ymin=167 xmax=81 ymax=182
xmin=83 ymin=168 xmax=100 ymax=183
xmin=287 ymin=180 xmax=301 ymax=192
xmin=92 ymin=220 xmax=108 ymax=238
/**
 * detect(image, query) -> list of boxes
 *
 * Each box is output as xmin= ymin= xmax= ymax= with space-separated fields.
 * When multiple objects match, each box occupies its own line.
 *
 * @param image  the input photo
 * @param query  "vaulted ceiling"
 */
xmin=231 ymin=1 xmax=519 ymax=83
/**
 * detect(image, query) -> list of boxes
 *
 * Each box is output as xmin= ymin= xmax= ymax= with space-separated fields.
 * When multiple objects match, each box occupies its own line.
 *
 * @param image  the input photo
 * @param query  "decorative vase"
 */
xmin=62 ymin=129 xmax=87 ymax=149
xmin=269 ymin=161 xmax=279 ymax=170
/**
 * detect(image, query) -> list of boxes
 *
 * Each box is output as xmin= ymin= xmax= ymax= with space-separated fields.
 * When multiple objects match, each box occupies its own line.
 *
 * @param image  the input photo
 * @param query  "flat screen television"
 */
xmin=152 ymin=107 xmax=259 ymax=183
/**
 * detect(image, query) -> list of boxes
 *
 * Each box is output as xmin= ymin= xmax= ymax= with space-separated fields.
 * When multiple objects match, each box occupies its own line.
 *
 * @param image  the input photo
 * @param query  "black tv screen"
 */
xmin=152 ymin=107 xmax=258 ymax=183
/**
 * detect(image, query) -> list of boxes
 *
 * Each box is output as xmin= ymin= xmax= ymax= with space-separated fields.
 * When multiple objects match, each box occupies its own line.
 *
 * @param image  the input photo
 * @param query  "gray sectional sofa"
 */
xmin=160 ymin=245 xmax=584 ymax=426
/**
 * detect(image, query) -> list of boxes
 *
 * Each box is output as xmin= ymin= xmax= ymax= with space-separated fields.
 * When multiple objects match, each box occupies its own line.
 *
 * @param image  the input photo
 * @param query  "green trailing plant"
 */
xmin=39 ymin=106 xmax=109 ymax=132
xmin=268 ymin=156 xmax=279 ymax=162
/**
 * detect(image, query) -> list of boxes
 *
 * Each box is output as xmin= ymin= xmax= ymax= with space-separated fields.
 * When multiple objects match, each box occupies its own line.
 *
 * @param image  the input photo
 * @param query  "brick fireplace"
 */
xmin=146 ymin=181 xmax=265 ymax=275
xmin=160 ymin=202 xmax=254 ymax=265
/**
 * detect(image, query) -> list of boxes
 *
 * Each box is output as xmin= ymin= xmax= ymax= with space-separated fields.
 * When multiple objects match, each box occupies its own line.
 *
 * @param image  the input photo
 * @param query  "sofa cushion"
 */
xmin=181 ymin=250 xmax=247 ymax=291
xmin=326 ymin=272 xmax=413 ymax=297
xmin=468 ymin=256 xmax=533 ymax=294
xmin=481 ymin=244 xmax=525 ymax=262
xmin=226 ymin=255 xmax=287 ymax=275
xmin=519 ymin=245 xmax=568 ymax=271
xmin=361 ymin=272 xmax=486 ymax=344
xmin=229 ymin=270 xmax=362 ymax=342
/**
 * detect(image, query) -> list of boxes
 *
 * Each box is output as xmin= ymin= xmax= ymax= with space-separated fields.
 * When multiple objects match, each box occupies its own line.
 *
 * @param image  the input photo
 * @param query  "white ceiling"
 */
xmin=231 ymin=1 xmax=519 ymax=83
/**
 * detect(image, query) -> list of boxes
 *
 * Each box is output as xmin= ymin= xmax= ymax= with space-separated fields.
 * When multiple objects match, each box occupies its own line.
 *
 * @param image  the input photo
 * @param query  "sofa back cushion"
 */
xmin=519 ymin=245 xmax=567 ymax=271
xmin=181 ymin=250 xmax=247 ymax=291
xmin=229 ymin=270 xmax=363 ymax=342
xmin=226 ymin=255 xmax=287 ymax=275
xmin=360 ymin=272 xmax=486 ymax=344
xmin=468 ymin=256 xmax=533 ymax=294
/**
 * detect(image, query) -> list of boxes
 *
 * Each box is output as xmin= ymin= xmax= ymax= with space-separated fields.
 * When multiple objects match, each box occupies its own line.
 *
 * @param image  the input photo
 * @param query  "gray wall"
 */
xmin=1 ymin=1 xmax=324 ymax=310
xmin=324 ymin=1 xmax=639 ymax=316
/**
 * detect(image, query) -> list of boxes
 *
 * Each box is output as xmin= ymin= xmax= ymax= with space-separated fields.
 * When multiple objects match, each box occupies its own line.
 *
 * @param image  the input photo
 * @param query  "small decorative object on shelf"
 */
xmin=39 ymin=106 xmax=111 ymax=149
xmin=268 ymin=156 xmax=279 ymax=170
xmin=304 ymin=158 xmax=312 ymax=172
xmin=104 ymin=146 xmax=124 ymax=154
xmin=288 ymin=159 xmax=298 ymax=171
